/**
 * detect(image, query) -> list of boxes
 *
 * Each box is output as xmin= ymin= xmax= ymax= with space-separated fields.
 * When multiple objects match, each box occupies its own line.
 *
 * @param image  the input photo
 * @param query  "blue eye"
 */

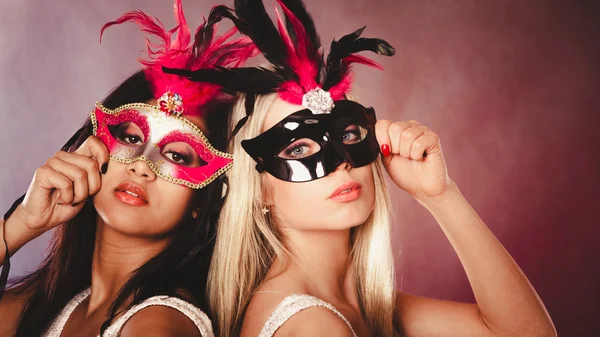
xmin=287 ymin=143 xmax=310 ymax=157
xmin=342 ymin=130 xmax=359 ymax=143
xmin=342 ymin=125 xmax=367 ymax=144
xmin=278 ymin=138 xmax=321 ymax=159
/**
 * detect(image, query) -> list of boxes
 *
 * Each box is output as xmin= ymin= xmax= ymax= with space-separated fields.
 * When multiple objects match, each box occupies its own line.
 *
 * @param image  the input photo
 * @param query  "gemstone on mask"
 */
xmin=302 ymin=88 xmax=334 ymax=115
xmin=158 ymin=91 xmax=185 ymax=117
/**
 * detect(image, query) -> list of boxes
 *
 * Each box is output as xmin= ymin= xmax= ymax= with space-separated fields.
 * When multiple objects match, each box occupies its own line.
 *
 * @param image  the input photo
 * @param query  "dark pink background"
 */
xmin=0 ymin=1 xmax=597 ymax=335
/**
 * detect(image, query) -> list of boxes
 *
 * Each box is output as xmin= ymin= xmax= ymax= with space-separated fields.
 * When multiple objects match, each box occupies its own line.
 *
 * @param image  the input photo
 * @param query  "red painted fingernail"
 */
xmin=381 ymin=144 xmax=390 ymax=157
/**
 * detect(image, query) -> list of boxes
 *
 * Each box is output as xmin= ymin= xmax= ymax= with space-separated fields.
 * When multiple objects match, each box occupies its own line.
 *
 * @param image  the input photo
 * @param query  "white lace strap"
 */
xmin=43 ymin=288 xmax=92 ymax=337
xmin=103 ymin=295 xmax=214 ymax=337
xmin=258 ymin=294 xmax=357 ymax=337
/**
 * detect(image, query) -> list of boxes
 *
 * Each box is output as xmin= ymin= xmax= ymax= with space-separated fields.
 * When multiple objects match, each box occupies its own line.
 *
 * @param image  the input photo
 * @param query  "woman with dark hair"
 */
xmin=0 ymin=1 xmax=253 ymax=336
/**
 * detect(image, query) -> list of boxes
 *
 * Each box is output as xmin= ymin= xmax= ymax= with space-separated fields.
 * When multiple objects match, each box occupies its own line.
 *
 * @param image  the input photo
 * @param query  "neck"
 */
xmin=280 ymin=227 xmax=356 ymax=302
xmin=86 ymin=218 xmax=171 ymax=313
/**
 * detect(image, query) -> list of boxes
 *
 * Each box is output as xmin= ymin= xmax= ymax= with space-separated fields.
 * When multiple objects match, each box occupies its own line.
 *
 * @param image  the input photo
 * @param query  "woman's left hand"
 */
xmin=375 ymin=120 xmax=451 ymax=200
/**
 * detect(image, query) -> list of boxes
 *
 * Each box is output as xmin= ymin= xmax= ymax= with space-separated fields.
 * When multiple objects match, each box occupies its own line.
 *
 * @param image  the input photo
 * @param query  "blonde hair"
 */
xmin=208 ymin=93 xmax=401 ymax=336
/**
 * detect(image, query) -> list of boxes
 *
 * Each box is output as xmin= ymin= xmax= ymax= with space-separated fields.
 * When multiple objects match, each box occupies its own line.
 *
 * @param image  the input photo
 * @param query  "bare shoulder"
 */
xmin=241 ymin=291 xmax=292 ymax=336
xmin=0 ymin=286 xmax=33 ymax=336
xmin=120 ymin=305 xmax=203 ymax=337
xmin=272 ymin=306 xmax=355 ymax=337
xmin=242 ymin=293 xmax=354 ymax=337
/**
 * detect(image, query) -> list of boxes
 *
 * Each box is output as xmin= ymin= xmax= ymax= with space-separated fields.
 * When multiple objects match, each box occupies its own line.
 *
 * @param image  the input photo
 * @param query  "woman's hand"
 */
xmin=375 ymin=120 xmax=451 ymax=200
xmin=13 ymin=136 xmax=109 ymax=235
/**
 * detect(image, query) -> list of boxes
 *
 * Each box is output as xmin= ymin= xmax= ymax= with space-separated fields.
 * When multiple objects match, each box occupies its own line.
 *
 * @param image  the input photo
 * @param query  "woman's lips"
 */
xmin=328 ymin=181 xmax=362 ymax=203
xmin=114 ymin=181 xmax=149 ymax=206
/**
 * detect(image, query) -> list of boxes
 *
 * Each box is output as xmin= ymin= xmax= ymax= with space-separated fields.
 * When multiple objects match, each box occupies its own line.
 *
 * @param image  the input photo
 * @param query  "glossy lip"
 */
xmin=114 ymin=181 xmax=149 ymax=205
xmin=328 ymin=180 xmax=362 ymax=201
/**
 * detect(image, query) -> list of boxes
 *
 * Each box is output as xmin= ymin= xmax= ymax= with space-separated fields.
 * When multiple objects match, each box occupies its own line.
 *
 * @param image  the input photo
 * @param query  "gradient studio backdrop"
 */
xmin=0 ymin=0 xmax=598 ymax=335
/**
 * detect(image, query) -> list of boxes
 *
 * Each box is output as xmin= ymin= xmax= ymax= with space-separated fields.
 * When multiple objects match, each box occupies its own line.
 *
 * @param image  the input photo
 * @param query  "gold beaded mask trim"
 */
xmin=91 ymin=102 xmax=232 ymax=189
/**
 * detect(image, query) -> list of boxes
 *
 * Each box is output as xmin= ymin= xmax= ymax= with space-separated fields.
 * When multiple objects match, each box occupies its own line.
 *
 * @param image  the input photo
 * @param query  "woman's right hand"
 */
xmin=12 ymin=136 xmax=109 ymax=236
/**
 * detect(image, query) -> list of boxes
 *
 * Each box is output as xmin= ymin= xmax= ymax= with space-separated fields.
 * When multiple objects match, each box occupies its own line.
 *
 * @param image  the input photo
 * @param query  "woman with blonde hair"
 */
xmin=169 ymin=0 xmax=556 ymax=336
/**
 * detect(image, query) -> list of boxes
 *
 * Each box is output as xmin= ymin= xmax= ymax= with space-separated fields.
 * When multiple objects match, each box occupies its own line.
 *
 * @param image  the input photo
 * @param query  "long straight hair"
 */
xmin=208 ymin=93 xmax=403 ymax=336
xmin=6 ymin=70 xmax=230 ymax=336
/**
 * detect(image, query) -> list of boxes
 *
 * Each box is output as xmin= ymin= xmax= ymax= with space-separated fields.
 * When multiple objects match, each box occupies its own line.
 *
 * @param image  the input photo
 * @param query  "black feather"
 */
xmin=162 ymin=66 xmax=283 ymax=94
xmin=322 ymin=26 xmax=395 ymax=90
xmin=234 ymin=0 xmax=289 ymax=71
xmin=193 ymin=6 xmax=255 ymax=68
xmin=278 ymin=0 xmax=323 ymax=81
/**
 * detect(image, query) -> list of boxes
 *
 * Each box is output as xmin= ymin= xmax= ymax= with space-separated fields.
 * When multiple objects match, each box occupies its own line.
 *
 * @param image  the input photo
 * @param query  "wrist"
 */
xmin=3 ymin=206 xmax=42 ymax=254
xmin=415 ymin=179 xmax=463 ymax=210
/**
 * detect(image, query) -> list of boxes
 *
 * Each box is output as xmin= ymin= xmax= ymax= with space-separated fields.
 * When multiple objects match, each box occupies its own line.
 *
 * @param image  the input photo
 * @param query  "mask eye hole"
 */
xmin=278 ymin=138 xmax=321 ymax=159
xmin=342 ymin=125 xmax=369 ymax=145
xmin=161 ymin=142 xmax=208 ymax=167
xmin=109 ymin=122 xmax=146 ymax=146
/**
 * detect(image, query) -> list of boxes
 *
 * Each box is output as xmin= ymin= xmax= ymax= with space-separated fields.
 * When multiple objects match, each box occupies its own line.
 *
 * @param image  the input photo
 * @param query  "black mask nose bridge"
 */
xmin=325 ymin=129 xmax=356 ymax=169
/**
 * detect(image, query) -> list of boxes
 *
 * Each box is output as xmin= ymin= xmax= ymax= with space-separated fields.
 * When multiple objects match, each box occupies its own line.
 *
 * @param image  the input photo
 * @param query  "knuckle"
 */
xmin=86 ymin=158 xmax=100 ymax=171
xmin=54 ymin=150 xmax=67 ymax=158
xmin=413 ymin=139 xmax=425 ymax=150
xmin=45 ymin=157 xmax=58 ymax=166
xmin=36 ymin=165 xmax=51 ymax=177
xmin=90 ymin=183 xmax=102 ymax=195
xmin=60 ymin=178 xmax=73 ymax=190
xmin=402 ymin=128 xmax=417 ymax=140
xmin=389 ymin=122 xmax=404 ymax=135
xmin=74 ymin=168 xmax=87 ymax=180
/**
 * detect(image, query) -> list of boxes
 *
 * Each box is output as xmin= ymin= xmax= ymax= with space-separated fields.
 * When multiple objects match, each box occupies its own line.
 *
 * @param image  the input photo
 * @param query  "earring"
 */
xmin=262 ymin=202 xmax=269 ymax=215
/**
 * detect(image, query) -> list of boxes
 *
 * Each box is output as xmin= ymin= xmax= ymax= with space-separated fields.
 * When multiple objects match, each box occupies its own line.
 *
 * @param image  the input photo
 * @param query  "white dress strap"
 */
xmin=43 ymin=288 xmax=92 ymax=337
xmin=42 ymin=288 xmax=214 ymax=337
xmin=103 ymin=295 xmax=214 ymax=337
xmin=258 ymin=294 xmax=358 ymax=337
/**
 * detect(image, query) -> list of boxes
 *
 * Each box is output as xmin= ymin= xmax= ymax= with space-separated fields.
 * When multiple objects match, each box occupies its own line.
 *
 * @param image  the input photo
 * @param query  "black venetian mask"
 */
xmin=241 ymin=100 xmax=380 ymax=182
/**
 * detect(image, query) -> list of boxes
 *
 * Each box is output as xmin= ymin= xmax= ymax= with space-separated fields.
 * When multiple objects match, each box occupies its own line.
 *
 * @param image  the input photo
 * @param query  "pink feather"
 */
xmin=100 ymin=0 xmax=256 ymax=116
xmin=274 ymin=1 xmax=319 ymax=94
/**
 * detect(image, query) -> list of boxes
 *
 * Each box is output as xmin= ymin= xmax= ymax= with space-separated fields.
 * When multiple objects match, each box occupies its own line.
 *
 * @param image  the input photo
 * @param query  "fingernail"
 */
xmin=381 ymin=144 xmax=390 ymax=157
xmin=101 ymin=163 xmax=108 ymax=174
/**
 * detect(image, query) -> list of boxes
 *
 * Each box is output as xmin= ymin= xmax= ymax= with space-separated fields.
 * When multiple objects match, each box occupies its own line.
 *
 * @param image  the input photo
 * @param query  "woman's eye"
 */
xmin=278 ymin=138 xmax=321 ymax=159
xmin=342 ymin=130 xmax=360 ymax=143
xmin=342 ymin=125 xmax=367 ymax=144
xmin=164 ymin=151 xmax=190 ymax=165
xmin=289 ymin=144 xmax=309 ymax=157
xmin=123 ymin=134 xmax=142 ymax=145
xmin=111 ymin=122 xmax=145 ymax=146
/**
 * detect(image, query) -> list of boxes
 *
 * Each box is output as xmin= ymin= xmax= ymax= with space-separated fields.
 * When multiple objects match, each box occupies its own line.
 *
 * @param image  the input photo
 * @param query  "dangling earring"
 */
xmin=192 ymin=209 xmax=199 ymax=219
xmin=262 ymin=202 xmax=269 ymax=215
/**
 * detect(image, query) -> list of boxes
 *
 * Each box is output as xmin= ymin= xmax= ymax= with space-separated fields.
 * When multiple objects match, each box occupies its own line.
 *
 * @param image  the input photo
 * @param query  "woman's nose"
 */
xmin=126 ymin=160 xmax=157 ymax=182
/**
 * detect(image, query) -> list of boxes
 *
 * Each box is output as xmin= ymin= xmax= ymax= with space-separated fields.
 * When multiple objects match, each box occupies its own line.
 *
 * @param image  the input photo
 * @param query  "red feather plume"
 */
xmin=100 ymin=0 xmax=256 ymax=116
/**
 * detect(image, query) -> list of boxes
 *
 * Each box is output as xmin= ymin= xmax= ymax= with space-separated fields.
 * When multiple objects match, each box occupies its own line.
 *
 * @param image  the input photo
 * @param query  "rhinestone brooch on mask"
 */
xmin=302 ymin=88 xmax=335 ymax=114
xmin=158 ymin=91 xmax=184 ymax=117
